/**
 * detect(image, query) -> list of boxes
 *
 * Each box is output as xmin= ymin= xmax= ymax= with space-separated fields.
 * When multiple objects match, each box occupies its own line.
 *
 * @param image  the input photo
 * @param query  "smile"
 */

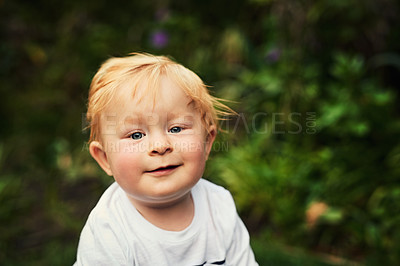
xmin=145 ymin=165 xmax=181 ymax=176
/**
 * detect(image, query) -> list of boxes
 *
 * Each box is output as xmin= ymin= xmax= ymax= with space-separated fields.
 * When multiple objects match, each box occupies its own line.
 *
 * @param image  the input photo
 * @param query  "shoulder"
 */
xmin=196 ymin=179 xmax=235 ymax=206
xmin=195 ymin=178 xmax=238 ymax=227
xmin=79 ymin=182 xmax=132 ymax=250
xmin=76 ymin=182 xmax=132 ymax=264
xmin=196 ymin=178 xmax=230 ymax=195
xmin=87 ymin=182 xmax=122 ymax=223
xmin=80 ymin=182 xmax=125 ymax=236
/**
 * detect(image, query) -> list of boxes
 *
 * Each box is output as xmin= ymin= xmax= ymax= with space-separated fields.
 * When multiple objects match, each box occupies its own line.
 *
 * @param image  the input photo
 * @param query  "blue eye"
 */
xmin=169 ymin=127 xmax=182 ymax=134
xmin=131 ymin=132 xmax=144 ymax=140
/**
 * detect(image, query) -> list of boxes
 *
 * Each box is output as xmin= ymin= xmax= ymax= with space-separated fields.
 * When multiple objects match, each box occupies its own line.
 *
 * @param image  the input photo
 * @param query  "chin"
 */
xmin=145 ymin=185 xmax=195 ymax=205
xmin=137 ymin=193 xmax=191 ymax=208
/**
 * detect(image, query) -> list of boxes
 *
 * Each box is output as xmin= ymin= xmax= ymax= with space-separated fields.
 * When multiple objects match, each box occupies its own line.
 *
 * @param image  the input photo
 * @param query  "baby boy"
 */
xmin=74 ymin=53 xmax=258 ymax=266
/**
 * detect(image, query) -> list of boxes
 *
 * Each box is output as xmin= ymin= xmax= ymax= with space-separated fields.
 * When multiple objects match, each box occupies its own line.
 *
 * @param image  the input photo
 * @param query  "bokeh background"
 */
xmin=1 ymin=0 xmax=400 ymax=265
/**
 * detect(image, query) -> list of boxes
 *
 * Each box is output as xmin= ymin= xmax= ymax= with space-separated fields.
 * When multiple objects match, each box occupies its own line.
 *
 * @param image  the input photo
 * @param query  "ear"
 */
xmin=204 ymin=125 xmax=217 ymax=160
xmin=89 ymin=141 xmax=113 ymax=176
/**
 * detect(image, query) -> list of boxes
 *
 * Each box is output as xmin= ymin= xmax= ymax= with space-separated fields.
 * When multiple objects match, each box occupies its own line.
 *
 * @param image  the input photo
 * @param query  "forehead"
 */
xmin=107 ymin=76 xmax=197 ymax=116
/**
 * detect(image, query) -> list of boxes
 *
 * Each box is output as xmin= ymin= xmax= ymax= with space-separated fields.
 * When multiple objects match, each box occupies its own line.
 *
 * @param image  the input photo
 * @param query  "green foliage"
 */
xmin=209 ymin=47 xmax=400 ymax=263
xmin=1 ymin=0 xmax=399 ymax=264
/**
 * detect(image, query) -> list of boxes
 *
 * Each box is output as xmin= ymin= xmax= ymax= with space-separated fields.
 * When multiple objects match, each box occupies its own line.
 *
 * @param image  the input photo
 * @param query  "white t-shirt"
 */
xmin=74 ymin=179 xmax=258 ymax=266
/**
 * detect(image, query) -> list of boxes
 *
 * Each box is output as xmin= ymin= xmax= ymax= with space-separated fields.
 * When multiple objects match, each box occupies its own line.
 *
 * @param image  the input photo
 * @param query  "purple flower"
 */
xmin=265 ymin=48 xmax=281 ymax=63
xmin=151 ymin=30 xmax=169 ymax=49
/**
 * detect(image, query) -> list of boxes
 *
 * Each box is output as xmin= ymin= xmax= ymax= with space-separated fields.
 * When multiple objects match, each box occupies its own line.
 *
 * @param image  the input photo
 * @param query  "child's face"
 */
xmin=89 ymin=76 xmax=216 ymax=207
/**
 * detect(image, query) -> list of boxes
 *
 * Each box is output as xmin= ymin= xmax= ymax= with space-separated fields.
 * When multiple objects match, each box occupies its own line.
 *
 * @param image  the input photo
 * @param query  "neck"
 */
xmin=128 ymin=192 xmax=195 ymax=231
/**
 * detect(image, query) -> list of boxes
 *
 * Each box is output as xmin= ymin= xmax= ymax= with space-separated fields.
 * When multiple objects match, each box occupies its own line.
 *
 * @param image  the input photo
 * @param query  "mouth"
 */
xmin=145 ymin=164 xmax=181 ymax=175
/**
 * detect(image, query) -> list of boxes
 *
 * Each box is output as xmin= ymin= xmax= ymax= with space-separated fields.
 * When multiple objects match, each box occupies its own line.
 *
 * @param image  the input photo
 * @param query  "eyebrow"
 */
xmin=115 ymin=109 xmax=197 ymax=133
xmin=115 ymin=115 xmax=143 ymax=133
xmin=166 ymin=112 xmax=196 ymax=121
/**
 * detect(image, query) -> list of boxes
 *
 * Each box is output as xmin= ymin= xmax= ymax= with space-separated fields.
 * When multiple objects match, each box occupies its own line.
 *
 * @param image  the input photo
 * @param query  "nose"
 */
xmin=148 ymin=134 xmax=172 ymax=156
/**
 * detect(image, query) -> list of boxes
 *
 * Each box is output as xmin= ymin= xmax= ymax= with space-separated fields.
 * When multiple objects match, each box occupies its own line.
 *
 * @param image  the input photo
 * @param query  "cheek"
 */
xmin=187 ymin=150 xmax=207 ymax=179
xmin=179 ymin=137 xmax=208 ymax=165
xmin=109 ymin=149 xmax=143 ymax=178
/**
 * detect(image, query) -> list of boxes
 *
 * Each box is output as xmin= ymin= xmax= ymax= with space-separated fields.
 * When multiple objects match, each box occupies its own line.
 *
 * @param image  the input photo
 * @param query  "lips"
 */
xmin=145 ymin=164 xmax=181 ymax=175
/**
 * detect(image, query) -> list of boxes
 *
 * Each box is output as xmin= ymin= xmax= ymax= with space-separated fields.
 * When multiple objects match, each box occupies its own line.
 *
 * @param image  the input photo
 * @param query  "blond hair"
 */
xmin=87 ymin=53 xmax=234 ymax=142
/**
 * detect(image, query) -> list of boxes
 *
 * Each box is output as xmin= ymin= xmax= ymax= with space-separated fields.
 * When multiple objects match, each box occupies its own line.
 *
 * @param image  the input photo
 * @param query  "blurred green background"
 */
xmin=1 ymin=0 xmax=400 ymax=265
